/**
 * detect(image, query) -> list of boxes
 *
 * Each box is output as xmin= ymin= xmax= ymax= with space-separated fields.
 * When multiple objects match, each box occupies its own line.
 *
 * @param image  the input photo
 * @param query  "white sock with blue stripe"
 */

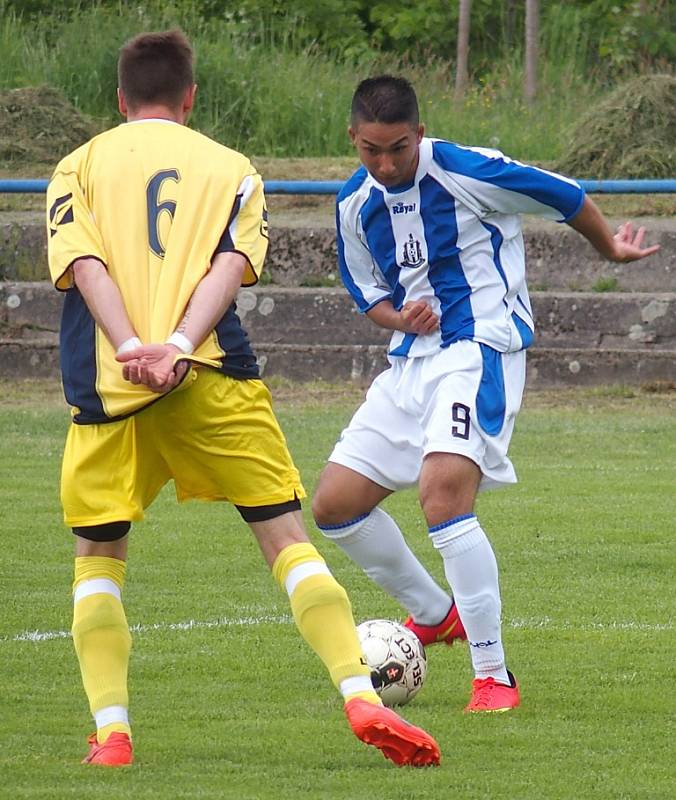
xmin=318 ymin=506 xmax=453 ymax=624
xmin=429 ymin=514 xmax=509 ymax=684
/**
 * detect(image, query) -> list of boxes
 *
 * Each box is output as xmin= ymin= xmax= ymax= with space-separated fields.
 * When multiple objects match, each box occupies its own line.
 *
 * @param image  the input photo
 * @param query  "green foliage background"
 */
xmin=5 ymin=0 xmax=674 ymax=71
xmin=0 ymin=1 xmax=673 ymax=167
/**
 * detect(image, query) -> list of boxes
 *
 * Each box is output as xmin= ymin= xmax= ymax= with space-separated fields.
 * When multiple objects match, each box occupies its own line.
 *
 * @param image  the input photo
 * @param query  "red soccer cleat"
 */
xmin=464 ymin=670 xmax=520 ymax=713
xmin=82 ymin=731 xmax=133 ymax=766
xmin=404 ymin=602 xmax=467 ymax=647
xmin=344 ymin=698 xmax=440 ymax=767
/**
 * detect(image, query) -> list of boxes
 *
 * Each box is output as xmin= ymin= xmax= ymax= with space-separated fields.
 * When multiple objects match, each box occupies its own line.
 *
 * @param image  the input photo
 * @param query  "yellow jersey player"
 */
xmin=46 ymin=30 xmax=440 ymax=768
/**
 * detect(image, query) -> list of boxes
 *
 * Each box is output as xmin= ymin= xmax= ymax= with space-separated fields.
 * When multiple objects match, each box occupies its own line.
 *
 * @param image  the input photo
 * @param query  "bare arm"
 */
xmin=72 ymin=258 xmax=138 ymax=350
xmin=173 ymin=251 xmax=248 ymax=346
xmin=367 ymin=298 xmax=439 ymax=335
xmin=567 ymin=195 xmax=660 ymax=263
xmin=116 ymin=251 xmax=248 ymax=392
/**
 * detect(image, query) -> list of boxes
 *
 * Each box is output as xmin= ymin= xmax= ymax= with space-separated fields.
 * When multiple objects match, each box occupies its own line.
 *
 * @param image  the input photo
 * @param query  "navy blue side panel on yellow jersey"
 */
xmin=213 ymin=303 xmax=259 ymax=379
xmin=213 ymin=193 xmax=243 ymax=255
xmin=60 ymin=289 xmax=105 ymax=421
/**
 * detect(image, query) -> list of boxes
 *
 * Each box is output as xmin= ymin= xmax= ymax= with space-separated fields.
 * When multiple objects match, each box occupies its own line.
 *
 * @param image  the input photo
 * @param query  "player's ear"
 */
xmin=416 ymin=123 xmax=424 ymax=143
xmin=348 ymin=125 xmax=357 ymax=146
xmin=117 ymin=88 xmax=127 ymax=117
xmin=183 ymin=83 xmax=198 ymax=114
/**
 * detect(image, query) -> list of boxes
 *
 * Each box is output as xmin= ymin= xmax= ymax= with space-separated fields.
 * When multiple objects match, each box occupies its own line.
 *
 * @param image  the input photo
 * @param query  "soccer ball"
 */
xmin=357 ymin=618 xmax=427 ymax=707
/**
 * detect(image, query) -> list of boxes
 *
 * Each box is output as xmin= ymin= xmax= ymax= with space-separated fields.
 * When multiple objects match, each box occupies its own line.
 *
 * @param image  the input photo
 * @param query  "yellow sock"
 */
xmin=72 ymin=556 xmax=132 ymax=743
xmin=272 ymin=543 xmax=380 ymax=705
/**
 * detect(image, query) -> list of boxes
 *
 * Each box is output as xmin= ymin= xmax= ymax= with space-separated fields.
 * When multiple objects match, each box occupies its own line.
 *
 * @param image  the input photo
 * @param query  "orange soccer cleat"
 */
xmin=81 ymin=731 xmax=133 ymax=766
xmin=464 ymin=670 xmax=520 ymax=713
xmin=403 ymin=602 xmax=467 ymax=647
xmin=344 ymin=698 xmax=440 ymax=767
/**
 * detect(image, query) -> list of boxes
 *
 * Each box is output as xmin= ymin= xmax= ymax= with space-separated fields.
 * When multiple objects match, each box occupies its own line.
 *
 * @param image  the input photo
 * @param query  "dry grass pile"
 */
xmin=0 ymin=86 xmax=96 ymax=167
xmin=554 ymin=74 xmax=675 ymax=179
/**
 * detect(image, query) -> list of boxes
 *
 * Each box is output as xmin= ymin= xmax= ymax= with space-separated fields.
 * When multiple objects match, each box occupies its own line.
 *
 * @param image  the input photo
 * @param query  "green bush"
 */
xmin=0 ymin=0 xmax=671 ymax=167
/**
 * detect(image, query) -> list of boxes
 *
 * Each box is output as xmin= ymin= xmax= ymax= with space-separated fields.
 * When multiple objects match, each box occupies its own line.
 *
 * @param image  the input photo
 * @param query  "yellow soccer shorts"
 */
xmin=61 ymin=368 xmax=306 ymax=527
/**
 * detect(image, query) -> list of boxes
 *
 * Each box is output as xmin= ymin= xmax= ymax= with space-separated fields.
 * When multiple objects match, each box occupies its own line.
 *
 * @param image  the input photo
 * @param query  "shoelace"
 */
xmin=470 ymin=678 xmax=497 ymax=708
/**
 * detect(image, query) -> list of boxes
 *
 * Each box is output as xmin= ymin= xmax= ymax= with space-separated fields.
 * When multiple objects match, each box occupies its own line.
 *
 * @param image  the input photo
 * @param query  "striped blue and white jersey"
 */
xmin=337 ymin=137 xmax=585 ymax=358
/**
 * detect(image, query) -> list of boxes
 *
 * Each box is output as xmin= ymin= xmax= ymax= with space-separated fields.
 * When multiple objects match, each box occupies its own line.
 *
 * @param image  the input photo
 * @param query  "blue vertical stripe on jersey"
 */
xmin=476 ymin=344 xmax=506 ymax=436
xmin=336 ymin=206 xmax=370 ymax=310
xmin=511 ymin=311 xmax=534 ymax=349
xmin=419 ymin=174 xmax=474 ymax=345
xmin=337 ymin=166 xmax=368 ymax=203
xmin=389 ymin=332 xmax=418 ymax=357
xmin=516 ymin=294 xmax=533 ymax=322
xmin=481 ymin=221 xmax=509 ymax=290
xmin=431 ymin=140 xmax=585 ymax=221
xmin=60 ymin=289 xmax=105 ymax=423
xmin=360 ymin=187 xmax=405 ymax=309
xmin=335 ymin=167 xmax=369 ymax=307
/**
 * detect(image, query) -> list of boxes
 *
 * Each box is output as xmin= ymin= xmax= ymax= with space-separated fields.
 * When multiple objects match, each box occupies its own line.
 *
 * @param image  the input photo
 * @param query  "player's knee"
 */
xmin=292 ymin=575 xmax=350 ymax=621
xmin=420 ymin=454 xmax=480 ymax=520
xmin=311 ymin=489 xmax=345 ymax=528
xmin=420 ymin=480 xmax=476 ymax=523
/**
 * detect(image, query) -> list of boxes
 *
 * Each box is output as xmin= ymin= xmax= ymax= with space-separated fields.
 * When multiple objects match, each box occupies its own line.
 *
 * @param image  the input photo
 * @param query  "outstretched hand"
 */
xmin=116 ymin=343 xmax=189 ymax=393
xmin=611 ymin=221 xmax=661 ymax=263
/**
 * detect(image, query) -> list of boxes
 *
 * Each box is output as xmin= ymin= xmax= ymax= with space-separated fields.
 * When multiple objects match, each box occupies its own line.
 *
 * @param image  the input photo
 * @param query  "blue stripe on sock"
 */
xmin=317 ymin=511 xmax=370 ymax=532
xmin=428 ymin=513 xmax=476 ymax=535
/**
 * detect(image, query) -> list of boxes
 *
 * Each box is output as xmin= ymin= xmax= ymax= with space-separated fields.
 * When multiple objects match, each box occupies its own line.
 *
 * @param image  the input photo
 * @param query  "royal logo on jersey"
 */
xmin=392 ymin=201 xmax=416 ymax=215
xmin=401 ymin=233 xmax=424 ymax=268
xmin=48 ymin=192 xmax=74 ymax=237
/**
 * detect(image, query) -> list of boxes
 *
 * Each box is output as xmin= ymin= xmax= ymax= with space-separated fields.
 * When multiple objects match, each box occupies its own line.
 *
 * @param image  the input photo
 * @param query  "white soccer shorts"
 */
xmin=329 ymin=340 xmax=526 ymax=491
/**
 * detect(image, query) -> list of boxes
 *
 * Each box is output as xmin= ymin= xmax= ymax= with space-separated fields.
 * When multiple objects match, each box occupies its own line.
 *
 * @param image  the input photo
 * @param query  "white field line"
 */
xmin=2 ymin=614 xmax=672 ymax=645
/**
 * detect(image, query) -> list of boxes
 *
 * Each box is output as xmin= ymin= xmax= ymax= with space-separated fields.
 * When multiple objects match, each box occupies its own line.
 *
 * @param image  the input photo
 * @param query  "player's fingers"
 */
xmin=404 ymin=303 xmax=422 ymax=321
xmin=149 ymin=371 xmax=178 ymax=394
xmin=136 ymin=362 xmax=152 ymax=385
xmin=174 ymin=361 xmax=189 ymax=382
xmin=633 ymin=226 xmax=646 ymax=247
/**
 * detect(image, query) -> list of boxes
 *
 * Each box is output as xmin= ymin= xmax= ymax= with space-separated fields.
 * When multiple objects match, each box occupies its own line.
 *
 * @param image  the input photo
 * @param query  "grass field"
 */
xmin=1 ymin=379 xmax=674 ymax=799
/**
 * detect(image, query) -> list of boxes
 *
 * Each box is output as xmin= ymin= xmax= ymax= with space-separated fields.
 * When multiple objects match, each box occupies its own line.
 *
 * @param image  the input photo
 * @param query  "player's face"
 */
xmin=349 ymin=120 xmax=424 ymax=188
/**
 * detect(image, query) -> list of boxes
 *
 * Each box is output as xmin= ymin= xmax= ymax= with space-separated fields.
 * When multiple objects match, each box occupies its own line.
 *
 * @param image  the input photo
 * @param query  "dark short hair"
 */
xmin=351 ymin=75 xmax=419 ymax=127
xmin=118 ymin=29 xmax=194 ymax=110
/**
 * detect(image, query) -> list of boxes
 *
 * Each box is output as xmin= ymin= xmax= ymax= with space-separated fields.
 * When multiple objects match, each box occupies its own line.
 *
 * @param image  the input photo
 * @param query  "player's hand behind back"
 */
xmin=116 ymin=344 xmax=189 ymax=393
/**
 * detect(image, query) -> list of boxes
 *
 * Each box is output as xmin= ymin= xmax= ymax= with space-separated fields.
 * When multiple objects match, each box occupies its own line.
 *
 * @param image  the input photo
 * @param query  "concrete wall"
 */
xmin=1 ymin=211 xmax=674 ymax=387
xmin=2 ymin=282 xmax=675 ymax=387
xmin=2 ymin=212 xmax=675 ymax=291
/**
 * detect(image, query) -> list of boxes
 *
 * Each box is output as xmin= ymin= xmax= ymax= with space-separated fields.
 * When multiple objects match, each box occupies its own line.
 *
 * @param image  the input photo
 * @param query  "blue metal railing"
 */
xmin=1 ymin=178 xmax=675 ymax=195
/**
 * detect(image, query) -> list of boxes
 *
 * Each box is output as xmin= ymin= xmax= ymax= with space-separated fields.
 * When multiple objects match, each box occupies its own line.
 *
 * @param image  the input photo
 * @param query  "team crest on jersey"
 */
xmin=392 ymin=201 xmax=416 ymax=215
xmin=401 ymin=233 xmax=424 ymax=268
xmin=48 ymin=192 xmax=74 ymax=237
